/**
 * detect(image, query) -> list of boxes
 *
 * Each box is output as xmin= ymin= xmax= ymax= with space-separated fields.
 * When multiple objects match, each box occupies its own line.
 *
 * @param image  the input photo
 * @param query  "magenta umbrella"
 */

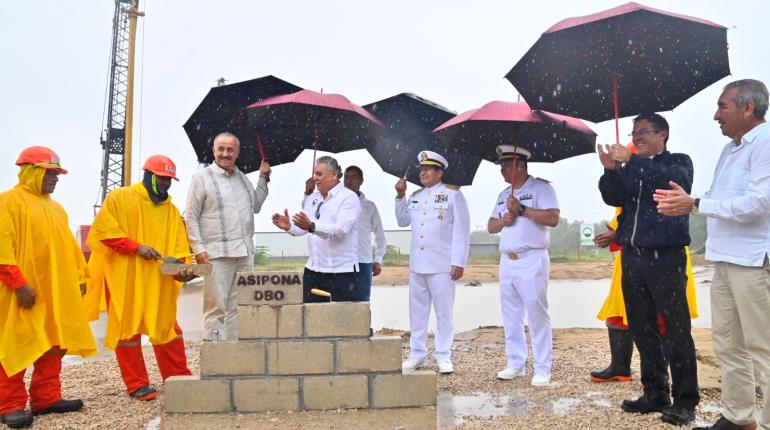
xmin=247 ymin=89 xmax=384 ymax=171
xmin=433 ymin=100 xmax=596 ymax=163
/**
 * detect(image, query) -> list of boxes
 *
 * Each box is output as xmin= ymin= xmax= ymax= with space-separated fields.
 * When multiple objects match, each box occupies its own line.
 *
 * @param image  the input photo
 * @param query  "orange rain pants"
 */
xmin=0 ymin=347 xmax=65 ymax=414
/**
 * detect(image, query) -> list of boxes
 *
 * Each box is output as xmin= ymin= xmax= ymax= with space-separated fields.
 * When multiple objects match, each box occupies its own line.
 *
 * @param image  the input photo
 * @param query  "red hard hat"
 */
xmin=143 ymin=155 xmax=179 ymax=180
xmin=15 ymin=146 xmax=68 ymax=174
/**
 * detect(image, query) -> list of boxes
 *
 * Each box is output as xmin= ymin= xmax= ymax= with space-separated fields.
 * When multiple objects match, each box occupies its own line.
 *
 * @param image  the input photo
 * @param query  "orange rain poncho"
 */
xmin=596 ymin=207 xmax=698 ymax=325
xmin=0 ymin=166 xmax=97 ymax=376
xmin=85 ymin=182 xmax=190 ymax=349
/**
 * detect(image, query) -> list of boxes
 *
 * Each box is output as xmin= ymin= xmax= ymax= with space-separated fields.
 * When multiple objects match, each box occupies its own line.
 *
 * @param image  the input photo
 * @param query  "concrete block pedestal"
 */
xmin=164 ymin=271 xmax=436 ymax=415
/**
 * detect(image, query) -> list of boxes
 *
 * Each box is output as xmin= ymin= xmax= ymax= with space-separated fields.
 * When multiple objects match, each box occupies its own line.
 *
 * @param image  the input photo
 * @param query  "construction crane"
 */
xmin=81 ymin=0 xmax=143 ymax=260
xmin=98 ymin=0 xmax=144 ymax=204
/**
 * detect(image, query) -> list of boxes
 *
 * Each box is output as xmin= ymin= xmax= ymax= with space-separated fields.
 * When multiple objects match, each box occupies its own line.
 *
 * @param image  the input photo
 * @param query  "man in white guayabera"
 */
xmin=184 ymin=132 xmax=270 ymax=341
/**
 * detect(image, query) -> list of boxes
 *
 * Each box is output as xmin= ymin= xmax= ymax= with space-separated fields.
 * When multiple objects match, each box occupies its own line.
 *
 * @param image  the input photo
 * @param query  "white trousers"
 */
xmin=499 ymin=250 xmax=552 ymax=375
xmin=711 ymin=259 xmax=770 ymax=429
xmin=408 ymin=272 xmax=455 ymax=361
xmin=203 ymin=256 xmax=252 ymax=341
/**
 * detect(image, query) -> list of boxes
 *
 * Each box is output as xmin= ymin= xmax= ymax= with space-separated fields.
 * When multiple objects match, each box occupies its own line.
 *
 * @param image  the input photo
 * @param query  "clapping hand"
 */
xmin=272 ymin=209 xmax=291 ymax=231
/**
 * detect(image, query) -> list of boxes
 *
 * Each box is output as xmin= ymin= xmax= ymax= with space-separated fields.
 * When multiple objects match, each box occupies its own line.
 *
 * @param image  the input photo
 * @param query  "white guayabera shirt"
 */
xmin=184 ymin=164 xmax=268 ymax=259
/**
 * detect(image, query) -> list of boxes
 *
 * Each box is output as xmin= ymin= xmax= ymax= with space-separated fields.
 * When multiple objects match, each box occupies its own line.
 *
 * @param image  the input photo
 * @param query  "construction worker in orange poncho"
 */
xmin=590 ymin=142 xmax=698 ymax=383
xmin=0 ymin=147 xmax=97 ymax=429
xmin=85 ymin=155 xmax=195 ymax=401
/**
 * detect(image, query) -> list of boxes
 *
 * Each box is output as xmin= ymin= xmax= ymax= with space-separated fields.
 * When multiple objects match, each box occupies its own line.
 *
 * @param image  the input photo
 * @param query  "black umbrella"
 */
xmin=505 ymin=2 xmax=729 ymax=142
xmin=183 ymin=75 xmax=302 ymax=173
xmin=363 ymin=93 xmax=482 ymax=186
xmin=246 ymin=89 xmax=384 ymax=171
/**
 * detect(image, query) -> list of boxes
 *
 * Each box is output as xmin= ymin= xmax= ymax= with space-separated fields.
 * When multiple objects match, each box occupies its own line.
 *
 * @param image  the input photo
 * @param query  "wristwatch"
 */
xmin=517 ymin=205 xmax=526 ymax=216
xmin=691 ymin=198 xmax=700 ymax=214
xmin=308 ymin=222 xmax=316 ymax=233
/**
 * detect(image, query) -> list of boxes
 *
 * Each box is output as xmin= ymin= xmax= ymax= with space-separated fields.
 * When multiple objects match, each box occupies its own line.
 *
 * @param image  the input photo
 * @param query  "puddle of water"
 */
xmin=145 ymin=416 xmax=161 ymax=430
xmin=542 ymin=397 xmax=583 ymax=416
xmin=437 ymin=393 xmax=529 ymax=428
xmin=438 ymin=392 xmax=624 ymax=427
xmin=698 ymin=402 xmax=722 ymax=414
xmin=585 ymin=391 xmax=614 ymax=408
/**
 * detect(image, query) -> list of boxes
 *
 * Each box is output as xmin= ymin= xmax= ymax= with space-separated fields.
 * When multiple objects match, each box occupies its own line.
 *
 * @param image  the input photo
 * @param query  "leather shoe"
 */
xmin=621 ymin=393 xmax=671 ymax=414
xmin=401 ymin=357 xmax=426 ymax=373
xmin=130 ymin=385 xmax=158 ymax=401
xmin=497 ymin=367 xmax=526 ymax=380
xmin=32 ymin=398 xmax=84 ymax=416
xmin=694 ymin=415 xmax=758 ymax=430
xmin=661 ymin=405 xmax=695 ymax=426
xmin=0 ymin=410 xmax=33 ymax=429
xmin=436 ymin=358 xmax=454 ymax=374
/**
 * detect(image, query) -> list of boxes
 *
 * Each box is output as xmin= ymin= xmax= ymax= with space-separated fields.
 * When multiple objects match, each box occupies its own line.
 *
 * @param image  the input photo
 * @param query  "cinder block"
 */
xmin=200 ymin=341 xmax=265 ymax=376
xmin=267 ymin=341 xmax=334 ymax=375
xmin=372 ymin=371 xmax=436 ymax=408
xmin=304 ymin=302 xmax=370 ymax=338
xmin=337 ymin=337 xmax=401 ymax=373
xmin=164 ymin=376 xmax=230 ymax=413
xmin=236 ymin=271 xmax=303 ymax=305
xmin=238 ymin=305 xmax=303 ymax=339
xmin=303 ymin=375 xmax=369 ymax=410
xmin=233 ymin=378 xmax=300 ymax=412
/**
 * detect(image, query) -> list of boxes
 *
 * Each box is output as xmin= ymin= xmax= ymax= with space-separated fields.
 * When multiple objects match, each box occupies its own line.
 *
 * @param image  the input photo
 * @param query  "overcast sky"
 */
xmin=1 ymin=1 xmax=768 ymax=233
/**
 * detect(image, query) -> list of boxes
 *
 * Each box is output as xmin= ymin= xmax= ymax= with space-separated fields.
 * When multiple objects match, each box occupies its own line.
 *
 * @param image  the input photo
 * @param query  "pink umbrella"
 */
xmin=433 ymin=100 xmax=596 ymax=163
xmin=247 ymin=89 xmax=384 ymax=172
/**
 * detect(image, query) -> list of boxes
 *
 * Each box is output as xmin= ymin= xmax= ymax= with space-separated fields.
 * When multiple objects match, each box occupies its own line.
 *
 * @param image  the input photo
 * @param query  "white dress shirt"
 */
xmin=184 ymin=164 xmax=268 ymax=258
xmin=698 ymin=122 xmax=770 ymax=267
xmin=289 ymin=182 xmax=361 ymax=273
xmin=490 ymin=176 xmax=560 ymax=254
xmin=357 ymin=193 xmax=387 ymax=264
xmin=395 ymin=182 xmax=470 ymax=274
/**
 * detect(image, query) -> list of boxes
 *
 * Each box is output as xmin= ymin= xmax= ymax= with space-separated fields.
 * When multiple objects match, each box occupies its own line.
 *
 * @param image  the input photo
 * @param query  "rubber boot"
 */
xmin=590 ymin=328 xmax=633 ymax=382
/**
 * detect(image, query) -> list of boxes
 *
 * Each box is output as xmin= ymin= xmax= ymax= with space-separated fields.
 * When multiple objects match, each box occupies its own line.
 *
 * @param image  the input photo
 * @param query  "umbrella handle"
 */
xmin=311 ymin=128 xmax=319 ymax=177
xmin=257 ymin=133 xmax=266 ymax=162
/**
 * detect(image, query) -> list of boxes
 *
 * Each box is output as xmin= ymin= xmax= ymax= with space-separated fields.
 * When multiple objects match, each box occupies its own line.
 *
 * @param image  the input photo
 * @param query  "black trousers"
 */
xmin=302 ymin=268 xmax=357 ymax=303
xmin=621 ymin=246 xmax=700 ymax=408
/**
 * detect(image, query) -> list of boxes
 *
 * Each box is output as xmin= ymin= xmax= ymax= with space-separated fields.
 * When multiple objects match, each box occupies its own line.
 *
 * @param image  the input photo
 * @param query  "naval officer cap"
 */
xmin=496 ymin=145 xmax=531 ymax=163
xmin=418 ymin=150 xmax=449 ymax=170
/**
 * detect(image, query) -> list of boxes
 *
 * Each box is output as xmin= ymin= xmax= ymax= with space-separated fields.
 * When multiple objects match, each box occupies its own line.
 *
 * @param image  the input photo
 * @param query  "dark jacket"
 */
xmin=599 ymin=150 xmax=693 ymax=248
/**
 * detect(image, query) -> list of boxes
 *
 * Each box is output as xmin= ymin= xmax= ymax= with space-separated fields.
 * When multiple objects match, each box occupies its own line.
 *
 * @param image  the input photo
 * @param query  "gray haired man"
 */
xmin=184 ymin=132 xmax=271 ymax=341
xmin=656 ymin=79 xmax=770 ymax=430
xmin=273 ymin=156 xmax=361 ymax=302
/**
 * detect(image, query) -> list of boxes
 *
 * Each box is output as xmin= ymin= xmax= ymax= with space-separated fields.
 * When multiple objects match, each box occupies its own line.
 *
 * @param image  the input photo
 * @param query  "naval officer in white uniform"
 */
xmin=487 ymin=145 xmax=560 ymax=386
xmin=395 ymin=151 xmax=470 ymax=374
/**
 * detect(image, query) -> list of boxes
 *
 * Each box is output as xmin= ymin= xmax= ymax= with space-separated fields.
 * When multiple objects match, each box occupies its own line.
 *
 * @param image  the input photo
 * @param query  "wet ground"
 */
xmin=51 ymin=266 xmax=727 ymax=429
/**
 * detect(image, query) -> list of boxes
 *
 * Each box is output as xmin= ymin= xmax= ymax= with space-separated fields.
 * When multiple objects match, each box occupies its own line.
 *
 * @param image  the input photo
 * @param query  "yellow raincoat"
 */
xmin=0 ymin=166 xmax=97 ymax=376
xmin=597 ymin=207 xmax=698 ymax=325
xmin=85 ymin=182 xmax=189 ymax=349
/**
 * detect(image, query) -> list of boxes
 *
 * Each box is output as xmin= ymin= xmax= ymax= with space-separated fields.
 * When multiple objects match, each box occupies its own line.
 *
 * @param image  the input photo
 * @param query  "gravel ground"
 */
xmin=13 ymin=327 xmax=761 ymax=430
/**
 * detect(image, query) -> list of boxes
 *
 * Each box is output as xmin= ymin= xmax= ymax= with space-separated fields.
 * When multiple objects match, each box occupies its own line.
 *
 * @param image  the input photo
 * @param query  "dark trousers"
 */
xmin=353 ymin=262 xmax=373 ymax=301
xmin=621 ymin=246 xmax=700 ymax=408
xmin=303 ymin=268 xmax=357 ymax=303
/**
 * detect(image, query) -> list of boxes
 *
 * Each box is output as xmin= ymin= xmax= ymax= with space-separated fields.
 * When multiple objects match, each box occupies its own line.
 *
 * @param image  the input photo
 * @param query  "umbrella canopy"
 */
xmin=433 ymin=100 xmax=596 ymax=163
xmin=183 ymin=75 xmax=302 ymax=173
xmin=505 ymin=2 xmax=730 ymax=123
xmin=363 ymin=93 xmax=482 ymax=186
xmin=246 ymin=89 xmax=384 ymax=168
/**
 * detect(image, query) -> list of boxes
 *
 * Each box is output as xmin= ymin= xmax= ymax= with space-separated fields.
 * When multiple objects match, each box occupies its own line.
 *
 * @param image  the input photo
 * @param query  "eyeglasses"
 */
xmin=629 ymin=128 xmax=660 ymax=138
xmin=315 ymin=201 xmax=324 ymax=219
